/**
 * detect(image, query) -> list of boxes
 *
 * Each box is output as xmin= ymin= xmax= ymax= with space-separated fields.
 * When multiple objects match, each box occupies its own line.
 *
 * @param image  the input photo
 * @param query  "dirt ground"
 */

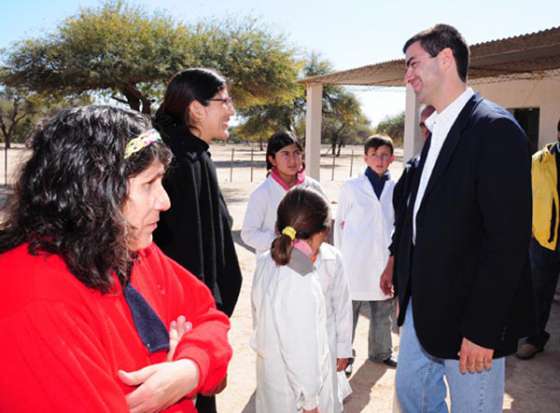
xmin=209 ymin=144 xmax=560 ymax=413
xmin=1 ymin=143 xmax=559 ymax=412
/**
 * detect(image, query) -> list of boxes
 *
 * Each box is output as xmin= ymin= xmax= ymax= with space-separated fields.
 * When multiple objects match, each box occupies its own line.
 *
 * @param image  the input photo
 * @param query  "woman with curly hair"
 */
xmin=0 ymin=106 xmax=231 ymax=413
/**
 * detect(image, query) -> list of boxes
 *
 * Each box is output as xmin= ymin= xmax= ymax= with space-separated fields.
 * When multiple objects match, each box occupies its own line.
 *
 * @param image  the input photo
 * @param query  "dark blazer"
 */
xmin=153 ymin=114 xmax=242 ymax=318
xmin=393 ymin=93 xmax=534 ymax=359
xmin=389 ymin=155 xmax=420 ymax=297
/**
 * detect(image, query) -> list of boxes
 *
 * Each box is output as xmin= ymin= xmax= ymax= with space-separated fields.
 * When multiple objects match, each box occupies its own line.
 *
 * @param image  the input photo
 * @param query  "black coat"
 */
xmin=153 ymin=114 xmax=242 ymax=317
xmin=389 ymin=155 xmax=420 ymax=297
xmin=393 ymin=94 xmax=535 ymax=359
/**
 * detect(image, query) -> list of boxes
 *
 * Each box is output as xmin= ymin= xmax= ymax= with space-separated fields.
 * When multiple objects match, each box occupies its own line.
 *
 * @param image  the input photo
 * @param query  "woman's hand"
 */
xmin=167 ymin=315 xmax=191 ymax=361
xmin=118 ymin=359 xmax=199 ymax=413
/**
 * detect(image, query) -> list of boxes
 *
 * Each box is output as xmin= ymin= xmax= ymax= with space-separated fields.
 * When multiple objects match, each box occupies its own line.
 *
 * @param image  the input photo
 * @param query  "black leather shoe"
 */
xmin=381 ymin=357 xmax=398 ymax=368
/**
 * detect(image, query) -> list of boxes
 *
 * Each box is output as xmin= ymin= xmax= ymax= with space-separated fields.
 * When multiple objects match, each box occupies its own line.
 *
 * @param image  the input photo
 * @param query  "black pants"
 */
xmin=195 ymin=395 xmax=216 ymax=413
xmin=527 ymin=238 xmax=560 ymax=347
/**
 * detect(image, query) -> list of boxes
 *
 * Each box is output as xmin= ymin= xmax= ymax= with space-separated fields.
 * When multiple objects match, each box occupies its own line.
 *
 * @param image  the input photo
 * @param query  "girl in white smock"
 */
xmin=251 ymin=188 xmax=334 ymax=413
xmin=315 ymin=242 xmax=353 ymax=411
xmin=241 ymin=131 xmax=324 ymax=256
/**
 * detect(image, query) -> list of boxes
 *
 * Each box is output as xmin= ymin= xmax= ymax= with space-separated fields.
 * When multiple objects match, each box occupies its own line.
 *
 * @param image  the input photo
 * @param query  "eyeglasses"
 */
xmin=208 ymin=97 xmax=234 ymax=105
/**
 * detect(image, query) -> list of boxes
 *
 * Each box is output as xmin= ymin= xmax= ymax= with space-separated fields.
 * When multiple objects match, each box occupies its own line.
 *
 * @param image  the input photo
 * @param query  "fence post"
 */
xmin=229 ymin=148 xmax=235 ymax=182
xmin=4 ymin=145 xmax=7 ymax=186
xmin=349 ymin=149 xmax=354 ymax=177
xmin=250 ymin=146 xmax=254 ymax=183
xmin=331 ymin=152 xmax=336 ymax=181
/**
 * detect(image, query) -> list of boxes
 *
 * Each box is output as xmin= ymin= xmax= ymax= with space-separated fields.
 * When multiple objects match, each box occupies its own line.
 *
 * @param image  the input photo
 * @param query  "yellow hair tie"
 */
xmin=282 ymin=226 xmax=297 ymax=240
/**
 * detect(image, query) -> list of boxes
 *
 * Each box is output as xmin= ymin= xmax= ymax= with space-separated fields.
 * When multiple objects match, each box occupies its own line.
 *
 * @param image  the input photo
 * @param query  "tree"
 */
xmin=0 ymin=87 xmax=91 ymax=148
xmin=375 ymin=111 xmax=405 ymax=146
xmin=0 ymin=87 xmax=34 ymax=148
xmin=235 ymin=53 xmax=372 ymax=154
xmin=0 ymin=1 xmax=300 ymax=115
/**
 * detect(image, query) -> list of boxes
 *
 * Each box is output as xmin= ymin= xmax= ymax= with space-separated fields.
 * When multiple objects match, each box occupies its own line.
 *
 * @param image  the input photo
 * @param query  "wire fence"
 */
xmin=0 ymin=143 xmax=404 ymax=190
xmin=212 ymin=144 xmax=403 ymax=183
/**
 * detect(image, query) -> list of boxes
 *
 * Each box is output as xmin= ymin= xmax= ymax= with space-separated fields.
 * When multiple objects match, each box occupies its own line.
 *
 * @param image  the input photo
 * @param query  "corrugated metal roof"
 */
xmin=301 ymin=26 xmax=560 ymax=86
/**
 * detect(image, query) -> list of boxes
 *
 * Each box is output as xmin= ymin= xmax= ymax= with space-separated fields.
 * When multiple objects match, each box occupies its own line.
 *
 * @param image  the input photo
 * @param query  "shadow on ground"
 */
xmin=345 ymin=361 xmax=390 ymax=412
xmin=502 ymin=301 xmax=560 ymax=412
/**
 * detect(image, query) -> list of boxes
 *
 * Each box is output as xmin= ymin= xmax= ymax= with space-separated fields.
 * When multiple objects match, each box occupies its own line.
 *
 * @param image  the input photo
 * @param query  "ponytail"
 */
xmin=270 ymin=188 xmax=330 ymax=266
xmin=271 ymin=233 xmax=294 ymax=265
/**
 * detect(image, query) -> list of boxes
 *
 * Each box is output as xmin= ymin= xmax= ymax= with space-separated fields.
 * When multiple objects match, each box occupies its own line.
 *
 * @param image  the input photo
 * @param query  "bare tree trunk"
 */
xmin=121 ymin=84 xmax=151 ymax=115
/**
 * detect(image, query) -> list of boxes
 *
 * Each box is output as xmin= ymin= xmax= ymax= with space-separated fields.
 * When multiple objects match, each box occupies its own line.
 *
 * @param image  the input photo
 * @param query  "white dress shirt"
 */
xmin=413 ymin=87 xmax=475 ymax=242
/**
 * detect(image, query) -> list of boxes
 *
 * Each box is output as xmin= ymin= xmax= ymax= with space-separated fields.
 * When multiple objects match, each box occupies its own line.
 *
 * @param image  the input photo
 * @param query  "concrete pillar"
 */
xmin=305 ymin=83 xmax=323 ymax=181
xmin=403 ymin=84 xmax=422 ymax=161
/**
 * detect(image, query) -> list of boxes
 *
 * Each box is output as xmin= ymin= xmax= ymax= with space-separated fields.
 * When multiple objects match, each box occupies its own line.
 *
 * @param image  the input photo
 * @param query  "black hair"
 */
xmin=265 ymin=131 xmax=304 ymax=171
xmin=364 ymin=135 xmax=394 ymax=155
xmin=0 ymin=105 xmax=172 ymax=293
xmin=154 ymin=68 xmax=227 ymax=131
xmin=270 ymin=188 xmax=330 ymax=265
xmin=403 ymin=24 xmax=470 ymax=82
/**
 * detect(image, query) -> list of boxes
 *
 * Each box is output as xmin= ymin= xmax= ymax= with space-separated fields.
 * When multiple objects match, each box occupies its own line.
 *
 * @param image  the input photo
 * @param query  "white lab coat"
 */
xmin=316 ymin=243 xmax=353 ymax=412
xmin=241 ymin=175 xmax=324 ymax=255
xmin=251 ymin=250 xmax=334 ymax=412
xmin=334 ymin=173 xmax=395 ymax=301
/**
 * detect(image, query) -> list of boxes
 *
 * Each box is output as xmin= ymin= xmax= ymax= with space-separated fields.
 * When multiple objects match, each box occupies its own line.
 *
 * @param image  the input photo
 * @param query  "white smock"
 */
xmin=334 ymin=174 xmax=395 ymax=301
xmin=315 ymin=243 xmax=353 ymax=411
xmin=241 ymin=174 xmax=324 ymax=255
xmin=251 ymin=249 xmax=334 ymax=412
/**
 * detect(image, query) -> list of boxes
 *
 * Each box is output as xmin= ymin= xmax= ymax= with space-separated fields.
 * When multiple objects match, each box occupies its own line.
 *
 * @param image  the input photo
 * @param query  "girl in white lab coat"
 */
xmin=241 ymin=131 xmax=324 ymax=256
xmin=315 ymin=243 xmax=353 ymax=411
xmin=251 ymin=188 xmax=334 ymax=413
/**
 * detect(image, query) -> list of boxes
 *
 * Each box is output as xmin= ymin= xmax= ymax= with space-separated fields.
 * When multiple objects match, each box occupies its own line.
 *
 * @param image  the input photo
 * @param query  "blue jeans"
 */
xmin=395 ymin=301 xmax=505 ymax=413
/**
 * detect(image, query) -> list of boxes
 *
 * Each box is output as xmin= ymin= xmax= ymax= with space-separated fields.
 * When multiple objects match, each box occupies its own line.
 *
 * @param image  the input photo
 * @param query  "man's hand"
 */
xmin=380 ymin=256 xmax=395 ymax=296
xmin=458 ymin=337 xmax=494 ymax=374
xmin=118 ymin=359 xmax=199 ymax=413
xmin=336 ymin=358 xmax=349 ymax=372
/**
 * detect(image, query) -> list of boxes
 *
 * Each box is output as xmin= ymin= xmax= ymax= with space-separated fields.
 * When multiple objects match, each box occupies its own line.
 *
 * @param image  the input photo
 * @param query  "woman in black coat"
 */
xmin=153 ymin=68 xmax=243 ymax=413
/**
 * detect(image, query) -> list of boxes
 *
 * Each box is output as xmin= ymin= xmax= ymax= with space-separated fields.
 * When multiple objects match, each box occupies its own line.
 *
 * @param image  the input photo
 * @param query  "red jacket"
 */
xmin=0 ymin=243 xmax=232 ymax=412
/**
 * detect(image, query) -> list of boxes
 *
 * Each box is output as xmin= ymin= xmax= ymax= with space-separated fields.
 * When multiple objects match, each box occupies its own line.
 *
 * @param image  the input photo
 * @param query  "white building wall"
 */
xmin=474 ymin=75 xmax=560 ymax=148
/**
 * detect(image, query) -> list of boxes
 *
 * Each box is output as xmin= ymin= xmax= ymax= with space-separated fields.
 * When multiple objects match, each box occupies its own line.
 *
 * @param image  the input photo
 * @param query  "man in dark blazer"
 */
xmin=392 ymin=24 xmax=534 ymax=412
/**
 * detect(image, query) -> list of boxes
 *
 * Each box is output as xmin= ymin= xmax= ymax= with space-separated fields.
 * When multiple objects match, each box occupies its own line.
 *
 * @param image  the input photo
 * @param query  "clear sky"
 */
xmin=1 ymin=0 xmax=558 ymax=126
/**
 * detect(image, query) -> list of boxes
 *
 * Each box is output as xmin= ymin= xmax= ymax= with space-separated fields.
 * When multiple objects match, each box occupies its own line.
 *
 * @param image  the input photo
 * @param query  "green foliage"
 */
xmin=0 ymin=1 xmax=300 ymax=115
xmin=235 ymin=53 xmax=372 ymax=154
xmin=0 ymin=87 xmax=91 ymax=146
xmin=190 ymin=18 xmax=301 ymax=110
xmin=375 ymin=111 xmax=405 ymax=146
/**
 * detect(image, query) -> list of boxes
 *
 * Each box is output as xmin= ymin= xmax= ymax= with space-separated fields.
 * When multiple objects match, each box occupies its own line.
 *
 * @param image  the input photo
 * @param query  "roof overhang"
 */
xmin=301 ymin=26 xmax=560 ymax=87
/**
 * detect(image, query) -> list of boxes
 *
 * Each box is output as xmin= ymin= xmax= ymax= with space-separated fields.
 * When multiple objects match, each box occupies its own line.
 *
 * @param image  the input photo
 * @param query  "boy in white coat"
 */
xmin=334 ymin=136 xmax=397 ymax=375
